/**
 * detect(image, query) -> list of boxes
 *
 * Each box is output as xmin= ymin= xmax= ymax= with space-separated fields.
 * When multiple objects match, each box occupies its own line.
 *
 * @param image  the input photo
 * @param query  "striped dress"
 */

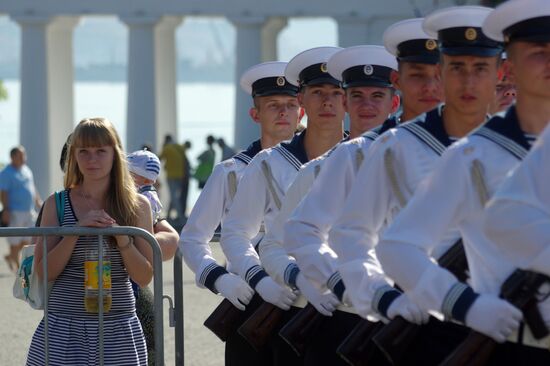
xmin=26 ymin=189 xmax=147 ymax=365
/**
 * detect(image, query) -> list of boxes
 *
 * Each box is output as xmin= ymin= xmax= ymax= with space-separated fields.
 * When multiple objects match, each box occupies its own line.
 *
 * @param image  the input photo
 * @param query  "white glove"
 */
xmin=256 ymin=276 xmax=297 ymax=310
xmin=387 ymin=294 xmax=430 ymax=324
xmin=465 ymin=294 xmax=522 ymax=343
xmin=296 ymin=273 xmax=340 ymax=316
xmin=214 ymin=273 xmax=254 ymax=311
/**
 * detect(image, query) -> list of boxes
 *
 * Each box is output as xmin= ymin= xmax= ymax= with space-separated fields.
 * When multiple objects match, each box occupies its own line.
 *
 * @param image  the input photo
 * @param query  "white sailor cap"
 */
xmin=240 ymin=61 xmax=299 ymax=97
xmin=383 ymin=18 xmax=440 ymax=64
xmin=127 ymin=149 xmax=161 ymax=182
xmin=423 ymin=6 xmax=503 ymax=57
xmin=483 ymin=0 xmax=550 ymax=44
xmin=285 ymin=46 xmax=343 ymax=88
xmin=327 ymin=45 xmax=397 ymax=89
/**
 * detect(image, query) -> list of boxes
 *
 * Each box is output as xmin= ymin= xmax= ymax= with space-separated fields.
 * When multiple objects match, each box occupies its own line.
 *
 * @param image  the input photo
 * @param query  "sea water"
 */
xmin=0 ymin=80 xmax=236 ymax=210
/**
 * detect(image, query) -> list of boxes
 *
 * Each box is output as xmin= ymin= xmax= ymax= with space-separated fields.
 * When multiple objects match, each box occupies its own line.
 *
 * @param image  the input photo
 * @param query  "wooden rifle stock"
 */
xmin=371 ymin=316 xmax=421 ymax=365
xmin=373 ymin=241 xmax=468 ymax=364
xmin=203 ymin=298 xmax=249 ymax=342
xmin=279 ymin=303 xmax=327 ymax=356
xmin=237 ymin=302 xmax=285 ymax=352
xmin=439 ymin=331 xmax=496 ymax=366
xmin=336 ymin=319 xmax=384 ymax=366
xmin=441 ymin=269 xmax=550 ymax=366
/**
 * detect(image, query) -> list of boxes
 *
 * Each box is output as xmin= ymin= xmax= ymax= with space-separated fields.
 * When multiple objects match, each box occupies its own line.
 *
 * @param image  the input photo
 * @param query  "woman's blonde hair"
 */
xmin=64 ymin=118 xmax=139 ymax=226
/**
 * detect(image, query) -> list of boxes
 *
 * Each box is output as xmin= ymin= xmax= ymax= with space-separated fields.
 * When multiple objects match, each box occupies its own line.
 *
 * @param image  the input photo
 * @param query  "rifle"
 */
xmin=279 ymin=303 xmax=327 ymax=356
xmin=372 ymin=240 xmax=468 ymax=365
xmin=440 ymin=269 xmax=550 ymax=366
xmin=203 ymin=298 xmax=251 ymax=342
xmin=237 ymin=301 xmax=285 ymax=352
xmin=336 ymin=319 xmax=385 ymax=366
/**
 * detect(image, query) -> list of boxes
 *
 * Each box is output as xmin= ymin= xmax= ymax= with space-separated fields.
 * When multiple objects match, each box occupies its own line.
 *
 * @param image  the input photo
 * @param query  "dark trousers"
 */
xmin=303 ymin=310 xmax=390 ymax=366
xmin=225 ymin=301 xmax=303 ymax=366
xmin=488 ymin=341 xmax=550 ymax=365
xmin=394 ymin=318 xmax=469 ymax=366
xmin=225 ymin=295 xmax=272 ymax=366
xmin=180 ymin=176 xmax=189 ymax=218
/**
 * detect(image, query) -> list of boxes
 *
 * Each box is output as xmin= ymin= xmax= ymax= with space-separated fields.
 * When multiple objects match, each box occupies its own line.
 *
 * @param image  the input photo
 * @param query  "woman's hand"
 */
xmin=78 ymin=209 xmax=115 ymax=228
xmin=111 ymin=222 xmax=133 ymax=251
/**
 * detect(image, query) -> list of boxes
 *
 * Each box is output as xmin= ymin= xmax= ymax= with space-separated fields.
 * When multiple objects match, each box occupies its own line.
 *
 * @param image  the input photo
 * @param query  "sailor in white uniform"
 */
xmin=329 ymin=6 xmax=504 ymax=363
xmin=179 ymin=61 xmax=302 ymax=365
xmin=283 ymin=18 xmax=442 ymax=307
xmin=220 ymin=47 xmax=347 ymax=362
xmin=261 ymin=45 xmax=399 ymax=307
xmin=258 ymin=45 xmax=399 ymax=365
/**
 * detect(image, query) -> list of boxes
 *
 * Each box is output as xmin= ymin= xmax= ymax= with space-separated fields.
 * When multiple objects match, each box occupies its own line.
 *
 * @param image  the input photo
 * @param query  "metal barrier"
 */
xmin=170 ymin=232 xmax=220 ymax=366
xmin=0 ymin=226 xmax=164 ymax=366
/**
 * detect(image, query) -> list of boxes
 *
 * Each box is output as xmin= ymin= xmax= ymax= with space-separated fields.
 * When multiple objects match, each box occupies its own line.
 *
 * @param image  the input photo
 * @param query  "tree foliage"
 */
xmin=0 ymin=80 xmax=7 ymax=101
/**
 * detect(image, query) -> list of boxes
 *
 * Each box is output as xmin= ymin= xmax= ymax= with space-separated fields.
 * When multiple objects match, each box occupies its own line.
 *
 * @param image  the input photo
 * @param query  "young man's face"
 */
xmin=250 ymin=95 xmax=302 ymax=141
xmin=507 ymin=41 xmax=550 ymax=101
xmin=298 ymin=84 xmax=346 ymax=130
xmin=344 ymin=86 xmax=397 ymax=133
xmin=440 ymin=54 xmax=500 ymax=115
xmin=489 ymin=60 xmax=516 ymax=114
xmin=392 ymin=62 xmax=443 ymax=118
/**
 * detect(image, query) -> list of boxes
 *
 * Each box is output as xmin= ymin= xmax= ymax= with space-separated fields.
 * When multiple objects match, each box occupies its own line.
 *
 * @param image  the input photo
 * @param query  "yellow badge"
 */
xmin=425 ymin=39 xmax=437 ymax=51
xmin=465 ymin=28 xmax=477 ymax=41
xmin=276 ymin=76 xmax=286 ymax=86
xmin=381 ymin=135 xmax=391 ymax=143
xmin=320 ymin=63 xmax=328 ymax=73
xmin=463 ymin=146 xmax=475 ymax=155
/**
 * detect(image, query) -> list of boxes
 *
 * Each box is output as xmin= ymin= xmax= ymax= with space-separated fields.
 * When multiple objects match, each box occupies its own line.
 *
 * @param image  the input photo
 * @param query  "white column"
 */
xmin=336 ymin=17 xmax=369 ymax=47
xmin=15 ymin=15 xmax=50 ymax=198
xmin=261 ymin=17 xmax=287 ymax=61
xmin=13 ymin=15 xmax=77 ymax=197
xmin=121 ymin=15 xmax=160 ymax=152
xmin=47 ymin=17 xmax=79 ymax=189
xmin=230 ymin=17 xmax=265 ymax=150
xmin=155 ymin=16 xmax=183 ymax=150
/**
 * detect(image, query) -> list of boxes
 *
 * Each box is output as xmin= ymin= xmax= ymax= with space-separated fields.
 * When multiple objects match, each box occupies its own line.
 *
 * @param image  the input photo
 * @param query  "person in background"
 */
xmin=159 ymin=134 xmax=185 ymax=219
xmin=217 ymin=138 xmax=236 ymax=161
xmin=0 ymin=145 xmax=42 ymax=272
xmin=489 ymin=52 xmax=516 ymax=115
xmin=194 ymin=135 xmax=216 ymax=189
xmin=127 ymin=148 xmax=179 ymax=364
xmin=180 ymin=140 xmax=192 ymax=219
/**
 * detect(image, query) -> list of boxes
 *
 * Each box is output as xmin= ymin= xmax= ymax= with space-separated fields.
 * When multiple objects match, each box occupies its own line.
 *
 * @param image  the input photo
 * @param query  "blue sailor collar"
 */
xmin=473 ymin=105 xmax=531 ymax=160
xmin=138 ymin=185 xmax=157 ymax=194
xmin=275 ymin=129 xmax=310 ymax=170
xmin=399 ymin=104 xmax=453 ymax=156
xmin=363 ymin=115 xmax=400 ymax=141
xmin=233 ymin=139 xmax=263 ymax=165
xmin=275 ymin=128 xmax=350 ymax=170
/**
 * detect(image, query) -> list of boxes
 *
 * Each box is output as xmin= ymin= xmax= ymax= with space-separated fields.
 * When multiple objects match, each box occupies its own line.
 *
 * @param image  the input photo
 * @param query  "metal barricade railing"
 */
xmin=0 ymin=226 xmax=164 ymax=366
xmin=170 ymin=232 xmax=220 ymax=366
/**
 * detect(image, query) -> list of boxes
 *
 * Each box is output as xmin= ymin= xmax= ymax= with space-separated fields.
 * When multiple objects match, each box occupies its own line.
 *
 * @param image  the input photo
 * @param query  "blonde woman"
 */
xmin=27 ymin=118 xmax=153 ymax=365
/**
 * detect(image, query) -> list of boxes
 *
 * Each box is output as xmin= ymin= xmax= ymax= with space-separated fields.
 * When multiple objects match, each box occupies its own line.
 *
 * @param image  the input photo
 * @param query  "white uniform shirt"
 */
xmin=260 ymin=155 xmax=325 ymax=286
xmin=284 ymin=118 xmax=398 ymax=298
xmin=220 ymin=130 xmax=312 ymax=288
xmin=377 ymin=107 xmax=536 ymax=318
xmin=484 ymin=120 xmax=550 ymax=279
xmin=180 ymin=140 xmax=263 ymax=293
xmin=329 ymin=106 xmax=461 ymax=318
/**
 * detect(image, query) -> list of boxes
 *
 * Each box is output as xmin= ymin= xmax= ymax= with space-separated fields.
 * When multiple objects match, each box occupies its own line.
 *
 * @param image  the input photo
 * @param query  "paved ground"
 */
xmin=0 ymin=236 xmax=225 ymax=365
